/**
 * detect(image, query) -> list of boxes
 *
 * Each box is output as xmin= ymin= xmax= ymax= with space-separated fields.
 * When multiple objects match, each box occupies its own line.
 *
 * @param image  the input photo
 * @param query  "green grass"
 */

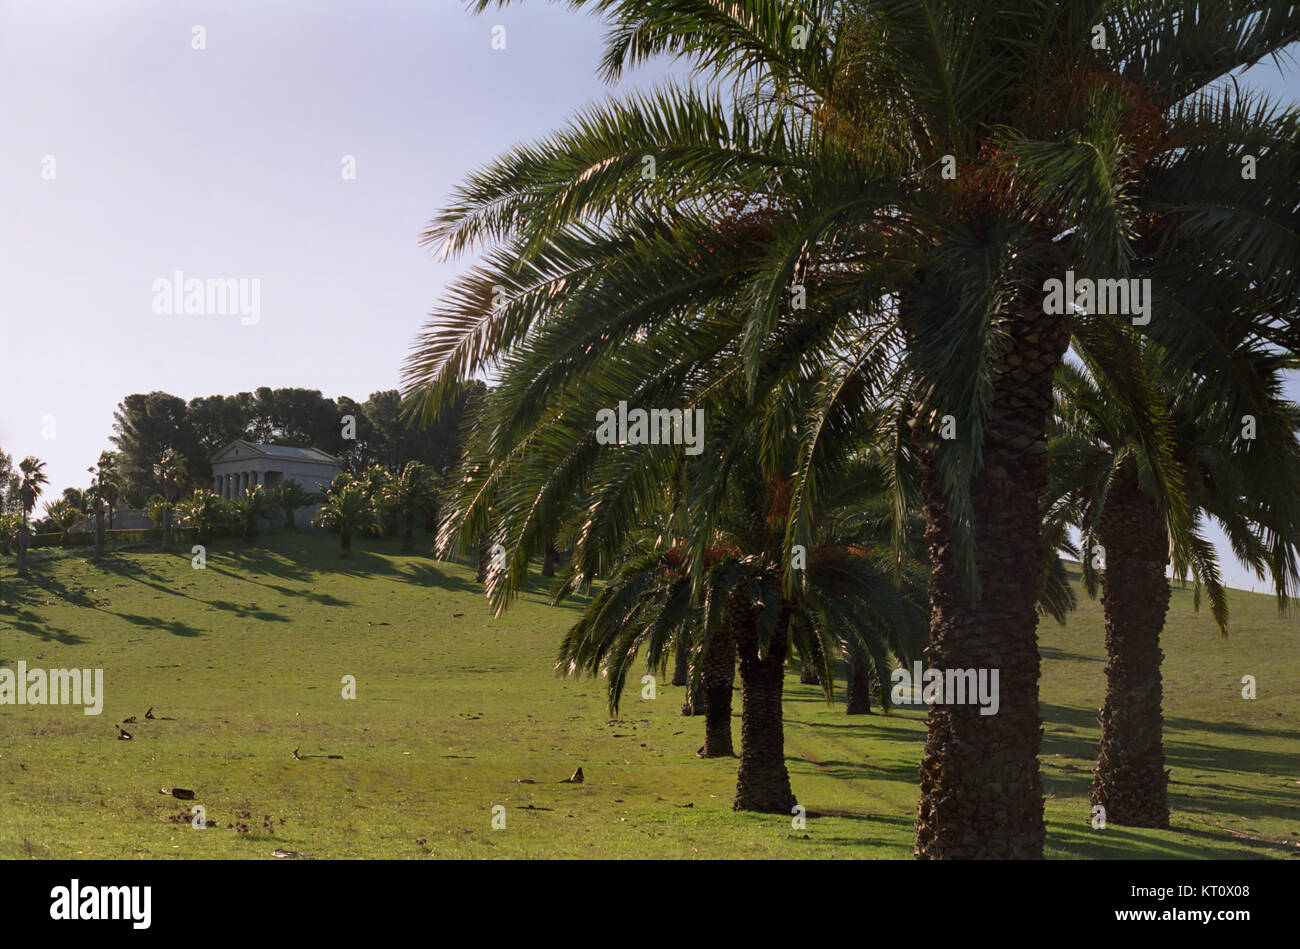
xmin=1 ymin=533 xmax=1297 ymax=859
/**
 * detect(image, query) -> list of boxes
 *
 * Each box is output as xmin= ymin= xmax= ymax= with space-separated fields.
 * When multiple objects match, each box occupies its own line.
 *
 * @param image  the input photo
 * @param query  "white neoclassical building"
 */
xmin=211 ymin=441 xmax=340 ymax=523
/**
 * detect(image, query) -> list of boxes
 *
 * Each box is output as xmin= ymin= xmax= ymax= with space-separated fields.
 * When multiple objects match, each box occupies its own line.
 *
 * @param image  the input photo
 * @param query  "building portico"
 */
xmin=210 ymin=441 xmax=341 ymax=523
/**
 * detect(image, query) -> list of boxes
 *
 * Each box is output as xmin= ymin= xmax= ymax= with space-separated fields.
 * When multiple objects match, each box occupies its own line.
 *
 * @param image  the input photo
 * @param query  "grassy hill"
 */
xmin=1 ymin=533 xmax=1297 ymax=859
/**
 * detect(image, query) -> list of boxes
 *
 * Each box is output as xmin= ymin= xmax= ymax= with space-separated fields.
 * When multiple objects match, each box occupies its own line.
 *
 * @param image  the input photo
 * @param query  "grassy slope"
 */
xmin=1 ymin=533 xmax=1296 ymax=859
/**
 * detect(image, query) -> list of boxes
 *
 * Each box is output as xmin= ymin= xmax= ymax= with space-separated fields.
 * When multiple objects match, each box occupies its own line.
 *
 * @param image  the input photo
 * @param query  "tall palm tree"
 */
xmin=154 ymin=450 xmax=188 ymax=553
xmin=87 ymin=452 xmax=121 ymax=564
xmin=1050 ymin=342 xmax=1300 ymax=827
xmin=381 ymin=461 xmax=438 ymax=551
xmin=414 ymin=0 xmax=1300 ymax=856
xmin=15 ymin=457 xmax=49 ymax=577
xmin=315 ymin=482 xmax=381 ymax=557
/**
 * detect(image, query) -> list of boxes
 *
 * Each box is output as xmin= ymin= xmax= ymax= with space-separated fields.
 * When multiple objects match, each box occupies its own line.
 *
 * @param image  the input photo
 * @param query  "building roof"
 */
xmin=212 ymin=440 xmax=340 ymax=465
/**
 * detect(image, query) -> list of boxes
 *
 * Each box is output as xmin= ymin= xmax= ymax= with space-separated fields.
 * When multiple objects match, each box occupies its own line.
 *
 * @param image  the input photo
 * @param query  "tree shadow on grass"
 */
xmin=794 ymin=758 xmax=921 ymax=784
xmin=391 ymin=559 xmax=485 ymax=595
xmin=219 ymin=548 xmax=316 ymax=584
xmin=1164 ymin=737 xmax=1300 ymax=780
xmin=0 ymin=607 xmax=85 ymax=645
xmin=200 ymin=600 xmax=290 ymax=622
xmin=98 ymin=561 xmax=203 ymax=603
xmin=110 ymin=612 xmax=202 ymax=637
xmin=802 ymin=813 xmax=915 ymax=849
xmin=1050 ymin=822 xmax=1276 ymax=859
xmin=1040 ymin=645 xmax=1104 ymax=663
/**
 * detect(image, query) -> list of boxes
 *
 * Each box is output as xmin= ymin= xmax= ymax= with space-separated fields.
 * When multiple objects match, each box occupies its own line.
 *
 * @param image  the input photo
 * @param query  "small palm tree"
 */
xmin=0 ymin=512 xmax=22 ymax=557
xmin=144 ymin=494 xmax=167 ymax=528
xmin=15 ymin=456 xmax=49 ymax=577
xmin=178 ymin=490 xmax=230 ymax=545
xmin=43 ymin=499 xmax=82 ymax=547
xmin=381 ymin=461 xmax=437 ymax=551
xmin=153 ymin=450 xmax=188 ymax=553
xmin=315 ymin=482 xmax=381 ymax=557
xmin=87 ymin=452 xmax=121 ymax=564
xmin=230 ymin=485 xmax=274 ymax=542
xmin=275 ymin=480 xmax=315 ymax=529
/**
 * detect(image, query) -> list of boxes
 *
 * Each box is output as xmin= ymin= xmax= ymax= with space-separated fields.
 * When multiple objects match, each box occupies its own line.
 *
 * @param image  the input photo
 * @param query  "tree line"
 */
xmin=106 ymin=384 xmax=481 ymax=506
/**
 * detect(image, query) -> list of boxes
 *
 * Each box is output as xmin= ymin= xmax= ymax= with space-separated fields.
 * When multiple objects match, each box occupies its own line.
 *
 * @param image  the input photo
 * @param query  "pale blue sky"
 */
xmin=1 ymin=1 xmax=1295 ymax=593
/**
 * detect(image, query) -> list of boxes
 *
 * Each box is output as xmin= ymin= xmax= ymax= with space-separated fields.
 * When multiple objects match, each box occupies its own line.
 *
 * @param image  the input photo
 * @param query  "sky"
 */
xmin=1 ymin=1 xmax=1296 ymax=594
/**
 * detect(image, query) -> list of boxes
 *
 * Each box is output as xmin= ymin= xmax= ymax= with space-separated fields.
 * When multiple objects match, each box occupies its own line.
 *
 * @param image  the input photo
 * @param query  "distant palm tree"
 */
xmin=43 ymin=499 xmax=81 ymax=546
xmin=381 ymin=462 xmax=437 ymax=551
xmin=154 ymin=450 xmax=188 ymax=553
xmin=0 ymin=513 xmax=21 ymax=557
xmin=88 ymin=452 xmax=121 ymax=564
xmin=179 ymin=490 xmax=230 ymax=545
xmin=230 ymin=485 xmax=275 ymax=542
xmin=275 ymin=480 xmax=315 ymax=529
xmin=315 ymin=482 xmax=381 ymax=557
xmin=15 ymin=456 xmax=49 ymax=577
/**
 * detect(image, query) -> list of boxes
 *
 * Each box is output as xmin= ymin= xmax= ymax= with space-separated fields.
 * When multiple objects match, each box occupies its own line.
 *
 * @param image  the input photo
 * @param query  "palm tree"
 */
xmin=154 ymin=450 xmax=188 ymax=553
xmin=844 ymin=638 xmax=873 ymax=715
xmin=315 ymin=482 xmax=380 ymax=557
xmin=87 ymin=452 xmax=121 ymax=564
xmin=178 ymin=489 xmax=230 ymax=545
xmin=0 ymin=513 xmax=21 ymax=558
xmin=43 ymin=499 xmax=81 ymax=547
xmin=414 ymin=0 xmax=1300 ymax=855
xmin=381 ymin=461 xmax=437 ymax=551
xmin=359 ymin=465 xmax=391 ymax=502
xmin=275 ymin=480 xmax=314 ymax=529
xmin=15 ymin=457 xmax=49 ymax=577
xmin=555 ymin=437 xmax=929 ymax=811
xmin=1050 ymin=342 xmax=1300 ymax=828
xmin=230 ymin=485 xmax=275 ymax=542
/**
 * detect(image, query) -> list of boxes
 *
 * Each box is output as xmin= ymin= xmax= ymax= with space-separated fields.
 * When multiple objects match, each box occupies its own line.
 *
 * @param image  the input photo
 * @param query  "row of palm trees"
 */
xmin=2 ymin=451 xmax=442 ymax=566
xmin=169 ymin=461 xmax=442 ymax=557
xmin=405 ymin=0 xmax=1300 ymax=857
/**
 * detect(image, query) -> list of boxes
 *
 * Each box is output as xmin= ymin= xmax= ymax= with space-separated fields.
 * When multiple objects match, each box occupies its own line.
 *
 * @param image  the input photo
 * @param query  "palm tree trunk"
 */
xmin=341 ymin=531 xmax=352 ymax=557
xmin=16 ymin=523 xmax=30 ymax=577
xmin=682 ymin=673 xmax=705 ymax=716
xmin=1090 ymin=461 xmax=1171 ymax=828
xmin=734 ymin=602 xmax=796 ymax=813
xmin=542 ymin=538 xmax=559 ymax=577
xmin=93 ymin=504 xmax=105 ymax=564
xmin=403 ymin=510 xmax=415 ymax=551
xmin=799 ymin=638 xmax=823 ymax=685
xmin=911 ymin=295 xmax=1068 ymax=860
xmin=162 ymin=506 xmax=173 ymax=552
xmin=699 ymin=623 xmax=736 ymax=758
xmin=846 ymin=650 xmax=872 ymax=714
xmin=672 ymin=642 xmax=689 ymax=686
